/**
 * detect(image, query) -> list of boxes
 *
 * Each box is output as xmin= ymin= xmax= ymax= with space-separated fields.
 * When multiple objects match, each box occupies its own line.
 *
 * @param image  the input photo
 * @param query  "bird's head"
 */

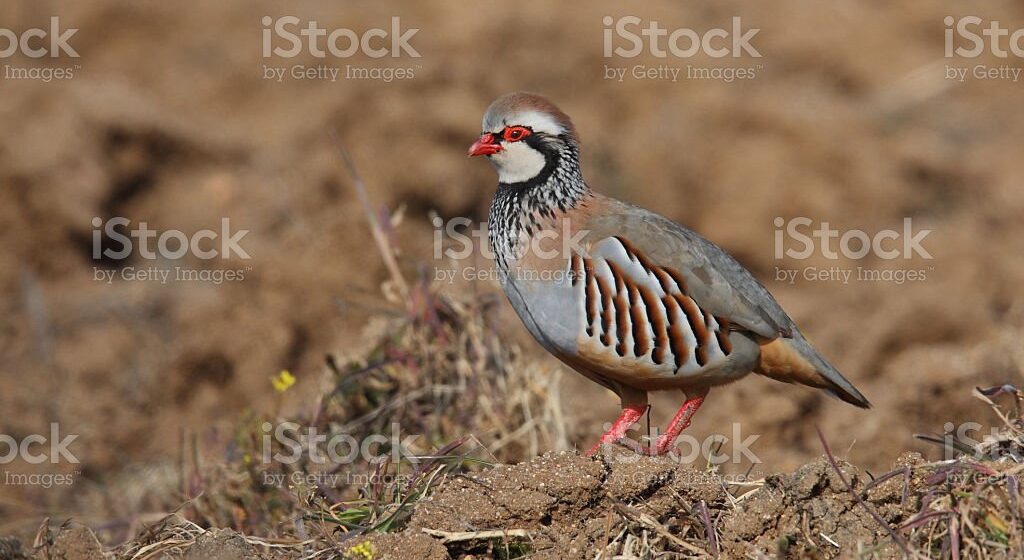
xmin=468 ymin=92 xmax=579 ymax=185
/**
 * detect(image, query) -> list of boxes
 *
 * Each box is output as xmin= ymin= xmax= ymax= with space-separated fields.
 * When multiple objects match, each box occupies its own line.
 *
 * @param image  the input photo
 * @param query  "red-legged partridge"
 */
xmin=468 ymin=92 xmax=869 ymax=456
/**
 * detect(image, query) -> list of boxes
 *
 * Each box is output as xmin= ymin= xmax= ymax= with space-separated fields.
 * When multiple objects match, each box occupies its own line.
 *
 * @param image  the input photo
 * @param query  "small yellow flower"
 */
xmin=271 ymin=370 xmax=296 ymax=393
xmin=347 ymin=541 xmax=374 ymax=559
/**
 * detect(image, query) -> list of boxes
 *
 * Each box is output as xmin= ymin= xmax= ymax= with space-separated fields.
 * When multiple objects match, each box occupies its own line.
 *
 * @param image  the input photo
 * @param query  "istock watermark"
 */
xmin=938 ymin=421 xmax=1023 ymax=462
xmin=91 ymin=217 xmax=253 ymax=285
xmin=259 ymin=422 xmax=420 ymax=466
xmin=0 ymin=424 xmax=79 ymax=464
xmin=431 ymin=216 xmax=588 ymax=261
xmin=772 ymin=217 xmax=935 ymax=285
xmin=430 ymin=216 xmax=589 ymax=285
xmin=602 ymin=422 xmax=762 ymax=465
xmin=260 ymin=15 xmax=421 ymax=83
xmin=0 ymin=16 xmax=81 ymax=82
xmin=1 ymin=424 xmax=80 ymax=489
xmin=944 ymin=16 xmax=1024 ymax=83
xmin=602 ymin=15 xmax=763 ymax=84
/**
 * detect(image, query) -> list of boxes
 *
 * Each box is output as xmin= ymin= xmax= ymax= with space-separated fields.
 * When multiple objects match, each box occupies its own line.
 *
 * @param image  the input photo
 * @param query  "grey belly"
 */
xmin=502 ymin=274 xmax=580 ymax=357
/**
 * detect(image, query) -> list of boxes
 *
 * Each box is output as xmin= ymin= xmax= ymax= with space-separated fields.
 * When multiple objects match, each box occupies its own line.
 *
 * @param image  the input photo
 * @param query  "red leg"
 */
xmin=653 ymin=390 xmax=708 ymax=456
xmin=586 ymin=404 xmax=647 ymax=456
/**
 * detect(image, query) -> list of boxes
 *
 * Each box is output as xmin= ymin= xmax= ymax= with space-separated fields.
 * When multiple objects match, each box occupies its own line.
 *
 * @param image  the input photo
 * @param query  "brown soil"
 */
xmin=394 ymin=450 xmax=915 ymax=559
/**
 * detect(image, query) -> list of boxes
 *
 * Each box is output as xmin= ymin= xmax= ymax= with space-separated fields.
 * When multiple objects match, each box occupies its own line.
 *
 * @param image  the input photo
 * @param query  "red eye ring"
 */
xmin=503 ymin=126 xmax=532 ymax=142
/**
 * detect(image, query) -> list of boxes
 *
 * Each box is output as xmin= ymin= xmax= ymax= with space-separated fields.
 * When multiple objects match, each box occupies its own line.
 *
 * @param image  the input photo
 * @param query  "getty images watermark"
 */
xmin=91 ymin=217 xmax=252 ymax=285
xmin=602 ymin=15 xmax=763 ymax=83
xmin=1 ymin=424 xmax=80 ymax=489
xmin=261 ymin=15 xmax=421 ymax=83
xmin=944 ymin=16 xmax=1024 ymax=83
xmin=0 ymin=16 xmax=81 ymax=82
xmin=773 ymin=217 xmax=934 ymax=285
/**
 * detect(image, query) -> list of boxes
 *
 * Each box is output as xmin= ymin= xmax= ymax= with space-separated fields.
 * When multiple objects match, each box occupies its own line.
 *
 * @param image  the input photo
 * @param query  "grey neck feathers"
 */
xmin=487 ymin=142 xmax=590 ymax=272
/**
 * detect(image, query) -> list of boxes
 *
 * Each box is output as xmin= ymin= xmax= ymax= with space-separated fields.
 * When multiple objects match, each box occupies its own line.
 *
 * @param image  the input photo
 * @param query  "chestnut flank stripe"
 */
xmin=638 ymin=285 xmax=668 ymax=365
xmin=662 ymin=295 xmax=689 ymax=372
xmin=628 ymin=284 xmax=650 ymax=357
xmin=676 ymin=294 xmax=709 ymax=367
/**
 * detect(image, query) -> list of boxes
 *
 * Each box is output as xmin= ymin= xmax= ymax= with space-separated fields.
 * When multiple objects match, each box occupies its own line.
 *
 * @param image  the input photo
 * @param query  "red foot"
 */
xmin=652 ymin=393 xmax=706 ymax=455
xmin=586 ymin=404 xmax=647 ymax=456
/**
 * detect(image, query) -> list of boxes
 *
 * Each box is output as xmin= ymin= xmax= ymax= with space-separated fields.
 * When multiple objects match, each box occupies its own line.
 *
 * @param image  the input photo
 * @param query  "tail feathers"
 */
xmin=822 ymin=385 xmax=872 ymax=409
xmin=755 ymin=334 xmax=871 ymax=409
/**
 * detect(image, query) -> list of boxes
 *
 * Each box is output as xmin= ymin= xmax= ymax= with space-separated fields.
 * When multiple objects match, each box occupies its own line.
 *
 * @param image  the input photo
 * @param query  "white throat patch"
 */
xmin=491 ymin=142 xmax=546 ymax=184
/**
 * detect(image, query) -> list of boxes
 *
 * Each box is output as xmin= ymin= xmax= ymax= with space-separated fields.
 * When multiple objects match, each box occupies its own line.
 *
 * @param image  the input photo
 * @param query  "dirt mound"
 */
xmin=358 ymin=447 xmax=1013 ymax=559
xmin=387 ymin=450 xmax=908 ymax=558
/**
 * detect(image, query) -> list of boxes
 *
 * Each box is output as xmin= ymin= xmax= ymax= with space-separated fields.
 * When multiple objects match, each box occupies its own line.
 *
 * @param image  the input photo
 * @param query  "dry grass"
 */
xmin=79 ymin=283 xmax=568 ymax=558
xmin=895 ymin=387 xmax=1024 ymax=559
xmin=112 ymin=515 xmax=310 ymax=560
xmin=143 ymin=165 xmax=570 ymax=556
xmin=167 ymin=288 xmax=567 ymax=540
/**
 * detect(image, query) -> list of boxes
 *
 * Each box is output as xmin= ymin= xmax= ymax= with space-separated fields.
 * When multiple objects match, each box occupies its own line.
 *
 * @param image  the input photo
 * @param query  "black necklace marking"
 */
xmin=488 ymin=135 xmax=590 ymax=273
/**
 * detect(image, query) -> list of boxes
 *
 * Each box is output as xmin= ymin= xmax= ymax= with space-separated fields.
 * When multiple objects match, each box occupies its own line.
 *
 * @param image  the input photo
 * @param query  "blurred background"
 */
xmin=2 ymin=0 xmax=1023 ymax=543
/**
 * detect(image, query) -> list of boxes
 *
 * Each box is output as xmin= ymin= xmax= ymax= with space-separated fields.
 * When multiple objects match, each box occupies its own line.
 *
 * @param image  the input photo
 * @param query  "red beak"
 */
xmin=467 ymin=133 xmax=503 ymax=157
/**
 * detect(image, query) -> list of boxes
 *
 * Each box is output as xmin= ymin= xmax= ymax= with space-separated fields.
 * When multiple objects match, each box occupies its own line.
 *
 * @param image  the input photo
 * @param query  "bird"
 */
xmin=468 ymin=92 xmax=869 ymax=456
